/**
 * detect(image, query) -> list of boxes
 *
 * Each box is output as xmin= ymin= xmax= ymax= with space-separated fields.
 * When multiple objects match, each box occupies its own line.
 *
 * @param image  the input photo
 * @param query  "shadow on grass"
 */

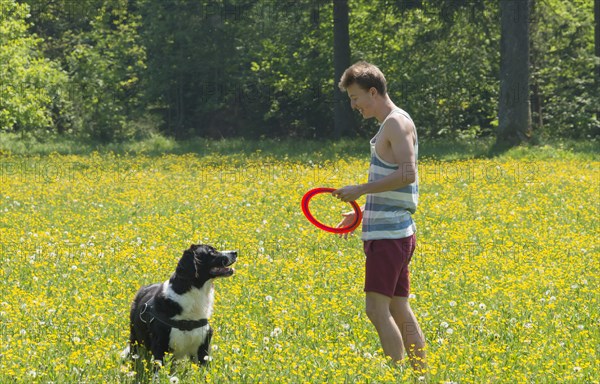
xmin=1 ymin=133 xmax=597 ymax=161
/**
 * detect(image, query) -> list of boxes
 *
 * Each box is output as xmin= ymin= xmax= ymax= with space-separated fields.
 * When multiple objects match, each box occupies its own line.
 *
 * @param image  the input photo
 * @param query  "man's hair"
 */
xmin=338 ymin=61 xmax=387 ymax=96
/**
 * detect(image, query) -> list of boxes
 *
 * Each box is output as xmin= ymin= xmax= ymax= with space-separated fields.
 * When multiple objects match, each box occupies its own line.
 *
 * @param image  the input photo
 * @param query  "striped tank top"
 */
xmin=361 ymin=108 xmax=419 ymax=241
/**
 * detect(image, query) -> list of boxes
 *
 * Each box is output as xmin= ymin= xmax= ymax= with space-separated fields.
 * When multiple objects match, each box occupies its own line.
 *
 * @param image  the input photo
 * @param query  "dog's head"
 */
xmin=175 ymin=244 xmax=237 ymax=287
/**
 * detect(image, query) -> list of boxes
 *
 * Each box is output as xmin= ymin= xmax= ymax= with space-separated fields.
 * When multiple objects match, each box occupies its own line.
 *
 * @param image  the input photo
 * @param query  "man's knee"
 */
xmin=365 ymin=292 xmax=392 ymax=324
xmin=365 ymin=303 xmax=384 ymax=322
xmin=389 ymin=296 xmax=410 ymax=318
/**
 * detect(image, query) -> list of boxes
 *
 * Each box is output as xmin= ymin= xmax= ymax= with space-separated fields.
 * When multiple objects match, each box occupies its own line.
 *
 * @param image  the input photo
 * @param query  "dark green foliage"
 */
xmin=0 ymin=0 xmax=68 ymax=134
xmin=349 ymin=0 xmax=500 ymax=139
xmin=1 ymin=0 xmax=597 ymax=141
xmin=530 ymin=0 xmax=599 ymax=139
xmin=65 ymin=2 xmax=146 ymax=142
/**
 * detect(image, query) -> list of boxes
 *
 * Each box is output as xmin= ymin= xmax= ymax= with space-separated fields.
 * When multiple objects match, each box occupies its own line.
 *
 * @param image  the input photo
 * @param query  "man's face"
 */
xmin=346 ymin=83 xmax=376 ymax=119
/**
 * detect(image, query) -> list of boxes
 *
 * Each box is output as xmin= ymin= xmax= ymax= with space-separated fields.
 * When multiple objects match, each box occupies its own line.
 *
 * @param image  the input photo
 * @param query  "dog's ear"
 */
xmin=175 ymin=248 xmax=197 ymax=279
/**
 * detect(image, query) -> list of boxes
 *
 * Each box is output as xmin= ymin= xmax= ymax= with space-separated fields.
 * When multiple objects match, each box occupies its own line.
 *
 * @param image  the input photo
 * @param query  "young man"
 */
xmin=332 ymin=61 xmax=426 ymax=372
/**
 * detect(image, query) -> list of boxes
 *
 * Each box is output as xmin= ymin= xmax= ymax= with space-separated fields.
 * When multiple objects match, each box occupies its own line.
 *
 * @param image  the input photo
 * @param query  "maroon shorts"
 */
xmin=363 ymin=234 xmax=416 ymax=298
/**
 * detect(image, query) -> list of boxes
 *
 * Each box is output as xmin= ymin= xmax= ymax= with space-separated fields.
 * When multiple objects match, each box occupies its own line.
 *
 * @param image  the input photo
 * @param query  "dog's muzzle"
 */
xmin=210 ymin=250 xmax=237 ymax=277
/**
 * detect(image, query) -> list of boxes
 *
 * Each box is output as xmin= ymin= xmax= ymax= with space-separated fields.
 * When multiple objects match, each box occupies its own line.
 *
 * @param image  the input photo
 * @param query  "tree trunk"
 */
xmin=497 ymin=0 xmax=532 ymax=147
xmin=333 ymin=0 xmax=354 ymax=138
xmin=595 ymin=0 xmax=599 ymax=119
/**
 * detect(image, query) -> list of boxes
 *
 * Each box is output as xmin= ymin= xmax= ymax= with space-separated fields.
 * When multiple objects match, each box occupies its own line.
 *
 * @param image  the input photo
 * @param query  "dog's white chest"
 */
xmin=169 ymin=326 xmax=210 ymax=360
xmin=163 ymin=280 xmax=215 ymax=320
xmin=163 ymin=281 xmax=215 ymax=360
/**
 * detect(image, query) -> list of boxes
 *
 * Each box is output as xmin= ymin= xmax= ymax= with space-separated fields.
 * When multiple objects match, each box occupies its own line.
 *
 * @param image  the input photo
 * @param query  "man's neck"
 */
xmin=374 ymin=96 xmax=398 ymax=123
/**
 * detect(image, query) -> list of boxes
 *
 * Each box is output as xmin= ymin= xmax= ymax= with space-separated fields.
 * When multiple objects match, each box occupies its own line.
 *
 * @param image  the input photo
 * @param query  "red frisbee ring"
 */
xmin=301 ymin=187 xmax=362 ymax=234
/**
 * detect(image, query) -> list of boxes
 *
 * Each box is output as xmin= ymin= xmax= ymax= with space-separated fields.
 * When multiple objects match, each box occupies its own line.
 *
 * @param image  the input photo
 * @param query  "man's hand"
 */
xmin=332 ymin=185 xmax=364 ymax=202
xmin=336 ymin=211 xmax=358 ymax=239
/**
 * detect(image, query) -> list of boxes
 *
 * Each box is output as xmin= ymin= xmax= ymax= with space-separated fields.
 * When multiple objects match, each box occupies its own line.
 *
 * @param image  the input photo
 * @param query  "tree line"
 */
xmin=0 ymin=0 xmax=598 ymax=143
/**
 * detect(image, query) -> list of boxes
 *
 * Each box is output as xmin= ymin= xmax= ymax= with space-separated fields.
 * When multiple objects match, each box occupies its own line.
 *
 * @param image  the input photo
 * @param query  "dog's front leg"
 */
xmin=196 ymin=326 xmax=213 ymax=365
xmin=149 ymin=327 xmax=171 ymax=373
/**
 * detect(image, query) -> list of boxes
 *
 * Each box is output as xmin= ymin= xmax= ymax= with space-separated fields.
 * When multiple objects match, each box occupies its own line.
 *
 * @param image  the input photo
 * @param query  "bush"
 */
xmin=0 ymin=0 xmax=68 ymax=134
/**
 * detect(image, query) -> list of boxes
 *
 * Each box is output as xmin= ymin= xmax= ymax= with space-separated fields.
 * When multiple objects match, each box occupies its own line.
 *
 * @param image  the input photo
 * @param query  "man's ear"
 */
xmin=369 ymin=87 xmax=377 ymax=97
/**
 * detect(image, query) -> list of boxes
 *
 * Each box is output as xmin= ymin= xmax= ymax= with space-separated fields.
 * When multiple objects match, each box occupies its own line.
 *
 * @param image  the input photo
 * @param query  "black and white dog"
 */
xmin=122 ymin=244 xmax=236 ymax=370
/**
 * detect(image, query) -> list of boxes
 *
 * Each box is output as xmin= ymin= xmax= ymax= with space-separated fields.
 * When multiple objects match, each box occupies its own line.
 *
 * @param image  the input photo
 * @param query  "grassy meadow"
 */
xmin=0 ymin=138 xmax=598 ymax=383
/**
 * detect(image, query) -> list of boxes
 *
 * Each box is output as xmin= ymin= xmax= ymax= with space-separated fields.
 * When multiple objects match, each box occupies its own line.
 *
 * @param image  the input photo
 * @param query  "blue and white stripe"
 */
xmin=362 ymin=108 xmax=419 ymax=240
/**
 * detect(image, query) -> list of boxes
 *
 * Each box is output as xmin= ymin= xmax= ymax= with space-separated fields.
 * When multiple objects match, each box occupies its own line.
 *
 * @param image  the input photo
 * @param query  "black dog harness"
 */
xmin=140 ymin=299 xmax=208 ymax=331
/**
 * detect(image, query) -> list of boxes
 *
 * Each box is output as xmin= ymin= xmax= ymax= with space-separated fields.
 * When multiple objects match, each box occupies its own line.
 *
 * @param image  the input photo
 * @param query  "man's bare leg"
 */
xmin=365 ymin=291 xmax=404 ymax=361
xmin=390 ymin=296 xmax=427 ymax=372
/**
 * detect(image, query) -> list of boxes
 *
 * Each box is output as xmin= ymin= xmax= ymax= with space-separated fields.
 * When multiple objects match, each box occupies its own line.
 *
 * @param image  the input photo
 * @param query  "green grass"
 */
xmin=0 ymin=136 xmax=598 ymax=383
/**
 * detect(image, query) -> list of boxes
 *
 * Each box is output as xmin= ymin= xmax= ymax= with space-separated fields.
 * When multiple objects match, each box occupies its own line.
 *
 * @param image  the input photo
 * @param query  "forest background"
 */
xmin=0 ymin=0 xmax=598 ymax=144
